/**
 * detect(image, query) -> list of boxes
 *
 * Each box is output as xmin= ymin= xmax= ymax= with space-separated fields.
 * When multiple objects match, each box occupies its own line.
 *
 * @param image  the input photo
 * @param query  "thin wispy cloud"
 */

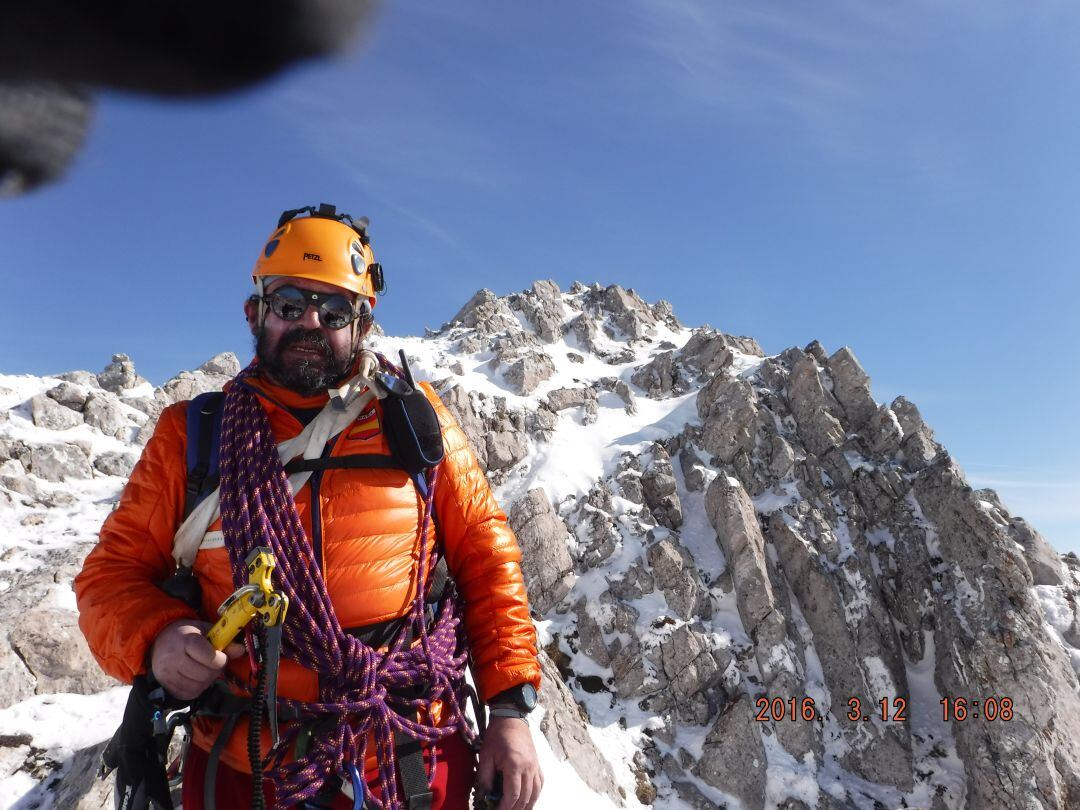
xmin=968 ymin=471 xmax=1080 ymax=527
xmin=615 ymin=0 xmax=1074 ymax=173
xmin=619 ymin=0 xmax=897 ymax=149
xmin=262 ymin=78 xmax=511 ymax=258
xmin=968 ymin=477 xmax=1080 ymax=490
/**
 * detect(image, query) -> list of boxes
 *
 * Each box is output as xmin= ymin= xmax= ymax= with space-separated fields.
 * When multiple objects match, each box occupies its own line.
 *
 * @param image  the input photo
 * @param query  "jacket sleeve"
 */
xmin=423 ymin=384 xmax=540 ymax=701
xmin=74 ymin=402 xmax=200 ymax=683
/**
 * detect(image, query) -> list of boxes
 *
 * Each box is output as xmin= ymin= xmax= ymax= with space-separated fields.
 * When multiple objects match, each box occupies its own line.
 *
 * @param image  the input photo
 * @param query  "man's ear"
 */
xmin=243 ymin=296 xmax=259 ymax=335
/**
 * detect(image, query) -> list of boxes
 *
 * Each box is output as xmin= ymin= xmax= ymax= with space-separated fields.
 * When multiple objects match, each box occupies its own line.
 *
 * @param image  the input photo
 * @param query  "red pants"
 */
xmin=181 ymin=733 xmax=475 ymax=809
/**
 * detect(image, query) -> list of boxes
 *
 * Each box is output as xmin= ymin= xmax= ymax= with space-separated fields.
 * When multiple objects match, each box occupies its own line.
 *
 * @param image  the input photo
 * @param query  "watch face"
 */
xmin=520 ymin=683 xmax=538 ymax=711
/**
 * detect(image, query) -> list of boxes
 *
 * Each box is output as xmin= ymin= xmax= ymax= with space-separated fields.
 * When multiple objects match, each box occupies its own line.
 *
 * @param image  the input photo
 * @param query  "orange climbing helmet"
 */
xmin=252 ymin=203 xmax=385 ymax=307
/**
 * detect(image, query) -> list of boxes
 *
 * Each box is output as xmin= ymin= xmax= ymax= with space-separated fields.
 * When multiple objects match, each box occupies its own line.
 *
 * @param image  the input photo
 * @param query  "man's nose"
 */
xmin=296 ymin=302 xmax=323 ymax=329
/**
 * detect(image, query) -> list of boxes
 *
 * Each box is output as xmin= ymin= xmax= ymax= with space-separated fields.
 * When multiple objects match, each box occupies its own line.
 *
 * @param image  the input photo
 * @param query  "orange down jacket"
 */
xmin=75 ymin=371 xmax=540 ymax=775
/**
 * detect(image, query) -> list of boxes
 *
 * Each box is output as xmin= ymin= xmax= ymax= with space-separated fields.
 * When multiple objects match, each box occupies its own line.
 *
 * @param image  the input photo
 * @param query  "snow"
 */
xmin=731 ymin=351 xmax=765 ymax=379
xmin=860 ymin=657 xmax=896 ymax=706
xmin=865 ymin=525 xmax=896 ymax=553
xmin=752 ymin=479 xmax=800 ymax=514
xmin=842 ymin=450 xmax=875 ymax=474
xmin=0 ymin=374 xmax=129 ymax=586
xmin=1034 ymin=584 xmax=1080 ymax=675
xmin=840 ymin=567 xmax=871 ymax=624
xmin=527 ymin=706 xmax=643 ymax=810
xmin=788 ymin=575 xmax=967 ymax=808
xmin=762 ymin=735 xmax=820 ymax=808
xmin=907 ymin=493 xmax=941 ymax=560
xmin=948 ymin=564 xmax=980 ymax=637
xmin=0 ymin=688 xmax=131 ymax=810
xmin=0 ymin=773 xmax=38 ymax=810
xmin=669 ymin=463 xmax=727 ymax=578
xmin=376 ymin=329 xmax=702 ymax=512
xmin=901 ymin=633 xmax=967 ymax=808
xmin=831 ymin=509 xmax=858 ymax=565
xmin=0 ymin=688 xmax=129 ymax=755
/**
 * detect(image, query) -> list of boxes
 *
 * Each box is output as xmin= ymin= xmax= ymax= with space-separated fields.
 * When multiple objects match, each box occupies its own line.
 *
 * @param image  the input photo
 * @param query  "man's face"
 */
xmin=247 ymin=278 xmax=359 ymax=396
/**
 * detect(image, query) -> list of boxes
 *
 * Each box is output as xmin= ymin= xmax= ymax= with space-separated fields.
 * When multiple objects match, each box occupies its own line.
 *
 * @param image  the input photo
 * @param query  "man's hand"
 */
xmin=477 ymin=715 xmax=543 ymax=810
xmin=150 ymin=619 xmax=244 ymax=700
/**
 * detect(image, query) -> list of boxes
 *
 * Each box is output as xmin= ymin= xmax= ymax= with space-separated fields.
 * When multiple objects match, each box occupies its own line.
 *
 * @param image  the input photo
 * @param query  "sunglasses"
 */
xmin=262 ymin=285 xmax=367 ymax=330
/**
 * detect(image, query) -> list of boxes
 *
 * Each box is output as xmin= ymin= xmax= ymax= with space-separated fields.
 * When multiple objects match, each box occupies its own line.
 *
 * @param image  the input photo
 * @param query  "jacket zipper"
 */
xmin=308 ymin=435 xmax=339 ymax=575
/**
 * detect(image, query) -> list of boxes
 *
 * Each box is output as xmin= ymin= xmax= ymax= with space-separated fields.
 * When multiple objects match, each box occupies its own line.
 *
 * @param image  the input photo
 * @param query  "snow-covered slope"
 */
xmin=2 ymin=281 xmax=1079 ymax=809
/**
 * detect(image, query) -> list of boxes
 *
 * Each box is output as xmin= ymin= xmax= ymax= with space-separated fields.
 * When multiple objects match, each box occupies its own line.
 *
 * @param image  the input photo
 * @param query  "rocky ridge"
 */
xmin=1 ymin=281 xmax=1078 ymax=808
xmin=422 ymin=281 xmax=1080 ymax=808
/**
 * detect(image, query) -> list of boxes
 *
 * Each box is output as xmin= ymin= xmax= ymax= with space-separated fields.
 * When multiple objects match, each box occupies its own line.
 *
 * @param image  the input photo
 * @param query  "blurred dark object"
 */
xmin=0 ymin=83 xmax=92 ymax=195
xmin=0 ymin=1 xmax=377 ymax=196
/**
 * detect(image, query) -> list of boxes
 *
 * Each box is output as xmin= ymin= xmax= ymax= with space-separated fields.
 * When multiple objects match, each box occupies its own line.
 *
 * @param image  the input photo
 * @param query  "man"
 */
xmin=75 ymin=205 xmax=543 ymax=810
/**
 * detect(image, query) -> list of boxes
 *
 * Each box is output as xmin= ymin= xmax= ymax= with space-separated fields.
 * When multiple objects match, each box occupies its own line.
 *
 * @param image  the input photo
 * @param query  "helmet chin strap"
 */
xmin=253 ymin=277 xmax=269 ymax=329
xmin=345 ymin=322 xmax=362 ymax=371
xmin=346 ymin=298 xmax=373 ymax=367
xmin=330 ymin=314 xmax=377 ymax=410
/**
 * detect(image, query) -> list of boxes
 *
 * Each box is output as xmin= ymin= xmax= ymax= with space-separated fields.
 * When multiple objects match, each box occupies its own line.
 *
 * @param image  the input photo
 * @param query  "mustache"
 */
xmin=279 ymin=328 xmax=331 ymax=356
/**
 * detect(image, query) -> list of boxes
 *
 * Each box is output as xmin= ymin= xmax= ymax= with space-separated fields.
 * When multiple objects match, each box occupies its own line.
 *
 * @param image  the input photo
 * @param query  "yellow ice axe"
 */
xmin=205 ymin=546 xmax=289 ymax=745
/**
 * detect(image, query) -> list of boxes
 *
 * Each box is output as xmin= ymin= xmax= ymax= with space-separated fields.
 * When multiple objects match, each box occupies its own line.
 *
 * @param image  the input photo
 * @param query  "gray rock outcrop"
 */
xmin=9 ymin=608 xmax=119 ymax=695
xmin=646 ymin=536 xmax=706 ymax=621
xmin=52 ymin=741 xmax=115 ymax=809
xmin=132 ymin=353 xmax=239 ymax=443
xmin=785 ymin=352 xmax=846 ymax=456
xmin=641 ymin=445 xmax=683 ymax=530
xmin=46 ymin=381 xmax=89 ymax=411
xmin=538 ymin=649 xmax=624 ymax=805
xmin=679 ymin=330 xmax=735 ymax=377
xmin=601 ymin=285 xmax=659 ymax=340
xmin=56 ymin=370 xmax=100 ymax=388
xmin=914 ymin=458 xmax=1080 ymax=808
xmin=197 ymin=352 xmax=241 ymax=378
xmin=447 ymin=288 xmax=519 ymax=335
xmin=503 ymin=352 xmax=556 ymax=396
xmin=29 ymin=442 xmax=93 ymax=481
xmin=693 ymin=695 xmax=767 ymax=809
xmin=435 ymin=385 xmax=528 ymax=477
xmin=30 ymin=394 xmax=83 ymax=431
xmin=631 ymin=351 xmax=684 ymax=398
xmin=705 ymin=476 xmax=781 ymax=640
xmin=437 ymin=385 xmax=490 ymax=469
xmin=0 ymin=641 xmax=36 ymax=707
xmin=96 ymin=352 xmax=143 ymax=393
xmin=511 ymin=280 xmax=566 ymax=343
xmin=509 ymin=489 xmax=574 ymax=614
xmin=93 ymin=450 xmax=138 ymax=477
xmin=825 ymin=347 xmax=877 ymax=431
xmin=651 ymin=624 xmax=725 ymax=724
xmin=697 ymin=375 xmax=759 ymax=463
xmin=83 ymin=392 xmax=129 ymax=439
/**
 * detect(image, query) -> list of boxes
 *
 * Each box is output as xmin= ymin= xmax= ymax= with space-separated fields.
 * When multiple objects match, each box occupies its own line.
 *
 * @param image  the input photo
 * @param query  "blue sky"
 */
xmin=2 ymin=1 xmax=1078 ymax=553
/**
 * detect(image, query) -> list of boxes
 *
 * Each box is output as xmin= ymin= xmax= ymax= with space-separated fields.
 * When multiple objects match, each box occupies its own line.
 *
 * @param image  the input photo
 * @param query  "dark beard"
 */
xmin=255 ymin=328 xmax=353 ymax=396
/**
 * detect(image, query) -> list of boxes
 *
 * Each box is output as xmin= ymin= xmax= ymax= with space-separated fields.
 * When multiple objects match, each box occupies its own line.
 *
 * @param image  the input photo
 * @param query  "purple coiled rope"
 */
xmin=217 ymin=366 xmax=476 ymax=809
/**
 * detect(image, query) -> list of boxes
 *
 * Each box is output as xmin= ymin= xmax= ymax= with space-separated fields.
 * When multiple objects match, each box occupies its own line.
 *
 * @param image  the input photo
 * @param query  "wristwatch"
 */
xmin=489 ymin=683 xmax=538 ymax=716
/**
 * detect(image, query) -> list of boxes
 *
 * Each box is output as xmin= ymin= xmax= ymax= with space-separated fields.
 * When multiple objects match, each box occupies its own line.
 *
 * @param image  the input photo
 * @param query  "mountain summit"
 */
xmin=1 ymin=280 xmax=1077 ymax=809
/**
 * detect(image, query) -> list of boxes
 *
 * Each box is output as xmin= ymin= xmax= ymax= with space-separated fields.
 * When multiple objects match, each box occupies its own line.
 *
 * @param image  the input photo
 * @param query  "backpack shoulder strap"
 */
xmin=184 ymin=391 xmax=225 ymax=519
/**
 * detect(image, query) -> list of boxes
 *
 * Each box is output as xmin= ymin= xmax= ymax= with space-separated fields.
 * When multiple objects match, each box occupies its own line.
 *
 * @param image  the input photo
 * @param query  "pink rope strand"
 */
xmin=217 ymin=366 xmax=476 ymax=808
